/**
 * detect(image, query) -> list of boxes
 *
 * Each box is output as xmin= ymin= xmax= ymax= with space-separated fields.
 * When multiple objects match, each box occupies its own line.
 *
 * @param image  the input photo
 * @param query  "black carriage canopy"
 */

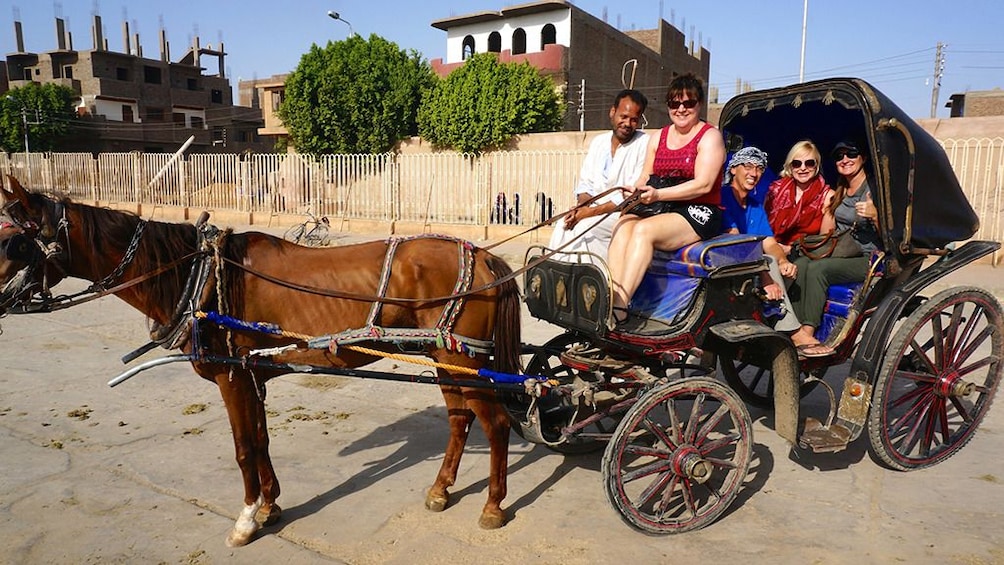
xmin=718 ymin=77 xmax=979 ymax=255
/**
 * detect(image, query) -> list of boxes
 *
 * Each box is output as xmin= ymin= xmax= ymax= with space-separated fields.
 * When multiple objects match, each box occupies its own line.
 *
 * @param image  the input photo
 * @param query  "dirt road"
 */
xmin=1 ymin=234 xmax=1002 ymax=564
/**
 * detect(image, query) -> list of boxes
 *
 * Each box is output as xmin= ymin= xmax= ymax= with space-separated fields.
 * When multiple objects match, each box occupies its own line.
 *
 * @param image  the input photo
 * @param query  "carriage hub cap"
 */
xmin=935 ymin=370 xmax=975 ymax=398
xmin=672 ymin=446 xmax=713 ymax=483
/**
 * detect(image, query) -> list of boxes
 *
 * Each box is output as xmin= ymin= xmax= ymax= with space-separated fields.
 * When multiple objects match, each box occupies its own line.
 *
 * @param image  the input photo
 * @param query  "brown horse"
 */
xmin=0 ymin=177 xmax=521 ymax=547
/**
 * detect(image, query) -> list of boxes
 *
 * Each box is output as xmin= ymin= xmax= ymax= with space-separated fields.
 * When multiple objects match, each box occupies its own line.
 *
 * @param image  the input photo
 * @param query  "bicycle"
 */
xmin=283 ymin=209 xmax=331 ymax=246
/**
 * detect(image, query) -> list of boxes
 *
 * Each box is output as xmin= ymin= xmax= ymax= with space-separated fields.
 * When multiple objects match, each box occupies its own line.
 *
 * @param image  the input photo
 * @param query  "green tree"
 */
xmin=1 ymin=83 xmax=78 ymax=153
xmin=417 ymin=53 xmax=564 ymax=153
xmin=278 ymin=34 xmax=435 ymax=154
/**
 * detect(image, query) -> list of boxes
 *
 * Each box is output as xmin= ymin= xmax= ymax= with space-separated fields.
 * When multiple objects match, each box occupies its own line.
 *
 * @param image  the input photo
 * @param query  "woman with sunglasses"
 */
xmin=765 ymin=140 xmax=834 ymax=255
xmin=787 ymin=139 xmax=881 ymax=357
xmin=607 ymin=73 xmax=725 ymax=324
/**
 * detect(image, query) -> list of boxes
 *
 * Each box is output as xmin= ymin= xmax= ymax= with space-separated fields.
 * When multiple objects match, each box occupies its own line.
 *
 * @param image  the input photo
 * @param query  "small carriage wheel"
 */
xmin=509 ymin=332 xmax=617 ymax=455
xmin=283 ymin=224 xmax=306 ymax=244
xmin=867 ymin=287 xmax=1003 ymax=471
xmin=719 ymin=355 xmax=821 ymax=409
xmin=602 ymin=377 xmax=753 ymax=534
xmin=304 ymin=223 xmax=330 ymax=246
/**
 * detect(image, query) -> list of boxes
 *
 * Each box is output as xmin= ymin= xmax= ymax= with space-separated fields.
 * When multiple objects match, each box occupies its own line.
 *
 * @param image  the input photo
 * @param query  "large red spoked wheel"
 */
xmin=602 ymin=378 xmax=753 ymax=534
xmin=868 ymin=287 xmax=1003 ymax=471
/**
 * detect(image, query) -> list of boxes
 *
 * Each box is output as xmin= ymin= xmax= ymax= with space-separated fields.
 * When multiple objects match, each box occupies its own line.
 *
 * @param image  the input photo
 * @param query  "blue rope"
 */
xmin=200 ymin=311 xmax=284 ymax=336
xmin=477 ymin=368 xmax=547 ymax=384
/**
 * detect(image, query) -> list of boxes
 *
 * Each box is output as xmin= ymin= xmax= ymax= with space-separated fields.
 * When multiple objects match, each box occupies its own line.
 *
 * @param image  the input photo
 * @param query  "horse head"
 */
xmin=0 ymin=176 xmax=70 ymax=314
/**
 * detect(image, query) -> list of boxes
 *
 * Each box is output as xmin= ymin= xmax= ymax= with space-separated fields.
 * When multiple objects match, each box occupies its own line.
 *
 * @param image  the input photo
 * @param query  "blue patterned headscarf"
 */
xmin=724 ymin=146 xmax=768 ymax=184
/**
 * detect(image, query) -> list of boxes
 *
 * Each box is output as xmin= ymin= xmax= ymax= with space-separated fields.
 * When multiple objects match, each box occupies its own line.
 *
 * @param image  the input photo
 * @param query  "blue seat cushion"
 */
xmin=649 ymin=233 xmax=765 ymax=278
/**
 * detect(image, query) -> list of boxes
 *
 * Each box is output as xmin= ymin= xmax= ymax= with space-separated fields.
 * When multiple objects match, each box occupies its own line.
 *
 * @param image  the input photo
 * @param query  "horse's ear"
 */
xmin=2 ymin=175 xmax=28 ymax=206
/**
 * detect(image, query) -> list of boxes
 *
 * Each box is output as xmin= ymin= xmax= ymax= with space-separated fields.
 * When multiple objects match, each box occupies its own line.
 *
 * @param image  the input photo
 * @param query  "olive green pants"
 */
xmin=788 ymin=254 xmax=871 ymax=329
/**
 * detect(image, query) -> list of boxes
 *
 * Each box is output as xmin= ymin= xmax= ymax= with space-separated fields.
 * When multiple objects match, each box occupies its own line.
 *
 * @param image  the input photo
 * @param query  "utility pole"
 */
xmin=799 ymin=0 xmax=808 ymax=83
xmin=930 ymin=42 xmax=946 ymax=118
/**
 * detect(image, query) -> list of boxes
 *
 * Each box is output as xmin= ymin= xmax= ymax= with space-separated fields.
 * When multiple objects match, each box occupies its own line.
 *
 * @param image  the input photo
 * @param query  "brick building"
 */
xmin=946 ymin=89 xmax=1004 ymax=118
xmin=2 ymin=15 xmax=268 ymax=154
xmin=430 ymin=0 xmax=711 ymax=131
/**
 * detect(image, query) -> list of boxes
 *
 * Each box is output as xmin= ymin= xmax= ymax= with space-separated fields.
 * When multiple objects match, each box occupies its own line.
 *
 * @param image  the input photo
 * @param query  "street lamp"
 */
xmin=326 ymin=11 xmax=356 ymax=37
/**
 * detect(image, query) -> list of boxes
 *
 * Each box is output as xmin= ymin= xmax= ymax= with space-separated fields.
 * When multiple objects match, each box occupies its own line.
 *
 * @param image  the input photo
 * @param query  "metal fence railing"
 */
xmin=1 ymin=139 xmax=1002 ymax=243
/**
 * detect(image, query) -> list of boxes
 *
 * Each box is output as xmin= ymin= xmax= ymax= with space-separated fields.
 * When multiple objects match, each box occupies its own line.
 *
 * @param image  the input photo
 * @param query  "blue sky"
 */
xmin=3 ymin=0 xmax=1003 ymax=119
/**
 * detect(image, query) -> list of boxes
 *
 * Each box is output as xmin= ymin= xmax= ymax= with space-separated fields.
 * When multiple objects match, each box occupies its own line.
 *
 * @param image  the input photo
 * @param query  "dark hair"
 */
xmin=613 ymin=89 xmax=648 ymax=113
xmin=665 ymin=73 xmax=705 ymax=105
xmin=828 ymin=140 xmax=870 ymax=215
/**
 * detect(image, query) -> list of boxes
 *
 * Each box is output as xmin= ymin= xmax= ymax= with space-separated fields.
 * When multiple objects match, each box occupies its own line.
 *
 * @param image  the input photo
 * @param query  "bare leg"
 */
xmin=610 ymin=214 xmax=700 ymax=309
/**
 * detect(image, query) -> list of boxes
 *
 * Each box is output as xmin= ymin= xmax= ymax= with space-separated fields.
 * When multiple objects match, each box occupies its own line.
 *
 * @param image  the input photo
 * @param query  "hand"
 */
xmin=634 ymin=185 xmax=659 ymax=205
xmin=563 ymin=206 xmax=581 ymax=229
xmin=855 ymin=192 xmax=877 ymax=221
xmin=778 ymin=260 xmax=797 ymax=278
xmin=762 ymin=282 xmax=783 ymax=301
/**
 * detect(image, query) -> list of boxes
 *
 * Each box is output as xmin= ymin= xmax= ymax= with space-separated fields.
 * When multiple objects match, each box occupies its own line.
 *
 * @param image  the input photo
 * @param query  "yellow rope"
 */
xmin=339 ymin=344 xmax=480 ymax=376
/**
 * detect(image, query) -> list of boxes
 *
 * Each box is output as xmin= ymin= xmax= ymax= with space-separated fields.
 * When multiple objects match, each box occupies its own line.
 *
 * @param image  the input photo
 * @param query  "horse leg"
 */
xmin=211 ymin=368 xmax=271 ymax=547
xmin=251 ymin=391 xmax=282 ymax=528
xmin=464 ymin=388 xmax=511 ymax=529
xmin=425 ymin=383 xmax=474 ymax=514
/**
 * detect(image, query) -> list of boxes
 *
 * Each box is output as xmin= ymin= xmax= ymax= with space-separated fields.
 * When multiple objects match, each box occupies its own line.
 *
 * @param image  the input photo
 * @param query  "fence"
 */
xmin=1 ymin=140 xmax=1003 ymax=245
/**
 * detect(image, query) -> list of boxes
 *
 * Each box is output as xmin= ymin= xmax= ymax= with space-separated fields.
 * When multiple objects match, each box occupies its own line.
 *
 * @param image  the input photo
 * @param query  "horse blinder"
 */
xmin=2 ymin=233 xmax=43 ymax=263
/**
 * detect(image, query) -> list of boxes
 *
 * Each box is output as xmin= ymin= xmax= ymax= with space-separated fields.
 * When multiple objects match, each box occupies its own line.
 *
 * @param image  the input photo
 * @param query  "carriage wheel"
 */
xmin=508 ymin=333 xmax=618 ymax=455
xmin=283 ymin=224 xmax=306 ymax=244
xmin=602 ymin=378 xmax=753 ymax=534
xmin=719 ymin=355 xmax=821 ymax=409
xmin=868 ymin=287 xmax=1003 ymax=471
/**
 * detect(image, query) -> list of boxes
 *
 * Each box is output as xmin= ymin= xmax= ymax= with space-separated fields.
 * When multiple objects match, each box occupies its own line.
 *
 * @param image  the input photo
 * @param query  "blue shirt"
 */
xmin=720 ymin=184 xmax=773 ymax=237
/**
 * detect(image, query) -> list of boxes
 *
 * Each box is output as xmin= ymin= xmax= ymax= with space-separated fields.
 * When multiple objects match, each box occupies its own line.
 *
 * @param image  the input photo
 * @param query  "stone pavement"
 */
xmin=0 ymin=225 xmax=1002 ymax=563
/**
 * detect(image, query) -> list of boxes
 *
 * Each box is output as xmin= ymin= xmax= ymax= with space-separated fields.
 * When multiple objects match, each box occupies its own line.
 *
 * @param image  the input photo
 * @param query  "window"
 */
xmin=488 ymin=32 xmax=501 ymax=53
xmin=211 ymin=89 xmax=223 ymax=104
xmin=143 ymin=65 xmax=162 ymax=84
xmin=122 ymin=105 xmax=133 ymax=123
xmin=190 ymin=116 xmax=204 ymax=129
xmin=23 ymin=68 xmax=32 ymax=80
xmin=116 ymin=67 xmax=130 ymax=81
xmin=63 ymin=65 xmax=74 ymax=79
xmin=271 ymin=90 xmax=285 ymax=112
xmin=146 ymin=107 xmax=165 ymax=122
xmin=173 ymin=112 xmax=185 ymax=124
xmin=541 ymin=24 xmax=556 ymax=49
xmin=512 ymin=28 xmax=526 ymax=55
xmin=187 ymin=78 xmax=198 ymax=91
xmin=462 ymin=35 xmax=475 ymax=60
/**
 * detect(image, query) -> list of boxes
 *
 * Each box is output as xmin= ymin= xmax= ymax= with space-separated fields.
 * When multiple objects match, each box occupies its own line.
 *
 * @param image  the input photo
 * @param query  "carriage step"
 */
xmin=797 ymin=417 xmax=851 ymax=453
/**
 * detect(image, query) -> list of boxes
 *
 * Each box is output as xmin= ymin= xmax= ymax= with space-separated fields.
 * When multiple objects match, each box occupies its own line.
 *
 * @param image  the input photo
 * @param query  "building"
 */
xmin=239 ymin=73 xmax=290 ymax=147
xmin=429 ymin=0 xmax=710 ymax=131
xmin=945 ymin=89 xmax=1004 ymax=118
xmin=2 ymin=15 xmax=269 ymax=153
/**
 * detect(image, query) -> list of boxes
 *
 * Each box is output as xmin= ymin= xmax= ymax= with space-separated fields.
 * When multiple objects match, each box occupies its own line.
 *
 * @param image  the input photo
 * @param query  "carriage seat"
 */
xmin=814 ymin=251 xmax=886 ymax=343
xmin=648 ymin=233 xmax=765 ymax=278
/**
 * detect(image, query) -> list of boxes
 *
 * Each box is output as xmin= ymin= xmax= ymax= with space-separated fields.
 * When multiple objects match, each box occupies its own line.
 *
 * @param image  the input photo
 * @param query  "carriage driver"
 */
xmin=719 ymin=146 xmax=801 ymax=332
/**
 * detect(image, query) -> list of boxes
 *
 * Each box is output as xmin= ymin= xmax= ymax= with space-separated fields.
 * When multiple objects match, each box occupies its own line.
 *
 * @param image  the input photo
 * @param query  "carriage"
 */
xmin=0 ymin=78 xmax=1000 ymax=544
xmin=513 ymin=77 xmax=1002 ymax=532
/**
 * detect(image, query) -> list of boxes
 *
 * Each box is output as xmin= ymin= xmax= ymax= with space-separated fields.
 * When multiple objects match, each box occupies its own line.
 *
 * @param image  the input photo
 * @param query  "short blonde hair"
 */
xmin=779 ymin=140 xmax=822 ymax=178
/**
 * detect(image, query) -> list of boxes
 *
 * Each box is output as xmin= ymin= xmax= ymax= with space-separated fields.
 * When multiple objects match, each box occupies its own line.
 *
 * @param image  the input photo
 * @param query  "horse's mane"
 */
xmin=67 ymin=197 xmax=201 ymax=319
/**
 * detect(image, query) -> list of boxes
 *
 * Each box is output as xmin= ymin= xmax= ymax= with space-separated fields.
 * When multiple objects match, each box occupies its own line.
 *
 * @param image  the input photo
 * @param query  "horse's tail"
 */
xmin=484 ymin=253 xmax=522 ymax=375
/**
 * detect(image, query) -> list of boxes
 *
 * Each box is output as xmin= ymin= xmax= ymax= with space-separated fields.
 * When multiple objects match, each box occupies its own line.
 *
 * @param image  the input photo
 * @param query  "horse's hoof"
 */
xmin=225 ymin=528 xmax=255 ymax=547
xmin=478 ymin=511 xmax=507 ymax=529
xmin=256 ymin=504 xmax=282 ymax=527
xmin=425 ymin=492 xmax=449 ymax=513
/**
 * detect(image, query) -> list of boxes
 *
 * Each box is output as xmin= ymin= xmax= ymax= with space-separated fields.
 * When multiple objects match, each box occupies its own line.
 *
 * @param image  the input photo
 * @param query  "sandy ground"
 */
xmin=1 ymin=230 xmax=1003 ymax=564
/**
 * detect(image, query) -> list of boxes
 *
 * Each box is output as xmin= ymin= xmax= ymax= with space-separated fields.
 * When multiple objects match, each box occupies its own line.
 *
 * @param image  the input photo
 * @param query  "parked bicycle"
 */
xmin=283 ymin=209 xmax=331 ymax=246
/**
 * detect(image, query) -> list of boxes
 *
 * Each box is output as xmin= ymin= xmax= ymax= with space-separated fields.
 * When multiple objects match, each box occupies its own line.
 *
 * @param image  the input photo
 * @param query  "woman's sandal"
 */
xmin=612 ymin=306 xmax=630 ymax=325
xmin=796 ymin=342 xmax=835 ymax=358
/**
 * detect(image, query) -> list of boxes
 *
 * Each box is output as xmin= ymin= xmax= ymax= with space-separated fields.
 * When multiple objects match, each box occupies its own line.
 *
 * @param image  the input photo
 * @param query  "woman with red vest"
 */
xmin=607 ymin=73 xmax=725 ymax=324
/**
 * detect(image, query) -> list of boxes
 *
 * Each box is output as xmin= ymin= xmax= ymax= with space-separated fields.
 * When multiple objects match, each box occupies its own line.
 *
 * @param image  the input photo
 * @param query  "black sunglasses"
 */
xmin=834 ymin=150 xmax=861 ymax=160
xmin=790 ymin=159 xmax=817 ymax=169
xmin=668 ymin=99 xmax=699 ymax=110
